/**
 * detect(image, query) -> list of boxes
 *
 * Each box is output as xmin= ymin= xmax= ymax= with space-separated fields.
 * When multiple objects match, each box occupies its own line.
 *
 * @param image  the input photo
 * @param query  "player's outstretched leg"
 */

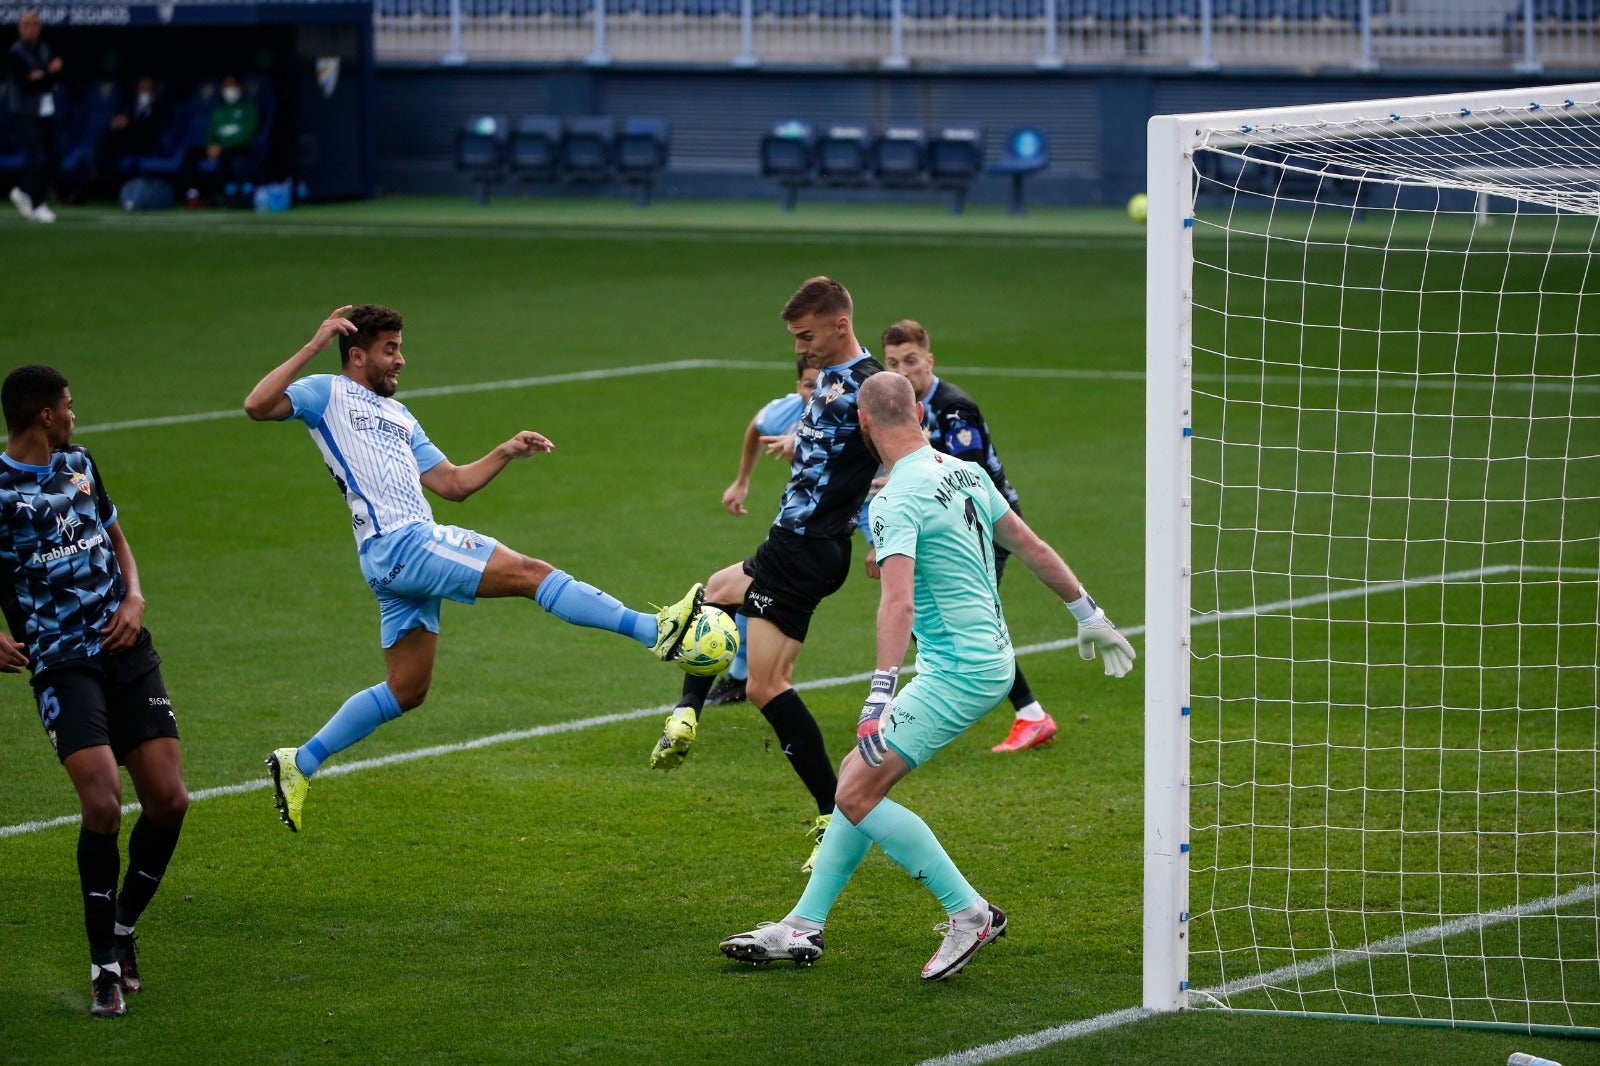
xmin=266 ymin=748 xmax=310 ymax=832
xmin=650 ymin=707 xmax=698 ymax=771
xmin=651 ymin=582 xmax=704 ymax=661
xmin=922 ymin=902 xmax=1007 ymax=981
xmin=719 ymin=919 xmax=825 ymax=967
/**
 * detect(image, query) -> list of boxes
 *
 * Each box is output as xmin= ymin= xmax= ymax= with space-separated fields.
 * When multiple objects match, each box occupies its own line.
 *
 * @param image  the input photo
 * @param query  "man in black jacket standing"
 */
xmin=7 ymin=10 xmax=62 ymax=223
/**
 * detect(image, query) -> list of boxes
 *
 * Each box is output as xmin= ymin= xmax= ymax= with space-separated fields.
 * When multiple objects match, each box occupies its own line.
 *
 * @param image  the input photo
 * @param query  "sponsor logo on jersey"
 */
xmin=349 ymin=410 xmax=411 ymax=442
xmin=12 ymin=496 xmax=37 ymax=516
xmin=27 ymin=530 xmax=105 ymax=567
xmin=54 ymin=512 xmax=81 ymax=542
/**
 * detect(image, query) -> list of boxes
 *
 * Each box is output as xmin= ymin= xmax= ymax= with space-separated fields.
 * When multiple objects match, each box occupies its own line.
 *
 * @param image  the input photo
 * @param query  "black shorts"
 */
xmin=741 ymin=526 xmax=852 ymax=642
xmin=31 ymin=629 xmax=178 ymax=764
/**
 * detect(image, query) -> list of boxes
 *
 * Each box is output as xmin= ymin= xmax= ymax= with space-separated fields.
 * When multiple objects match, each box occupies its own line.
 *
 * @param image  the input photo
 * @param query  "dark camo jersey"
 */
xmin=773 ymin=350 xmax=881 ymax=538
xmin=919 ymin=376 xmax=1020 ymax=511
xmin=0 ymin=446 xmax=124 ymax=674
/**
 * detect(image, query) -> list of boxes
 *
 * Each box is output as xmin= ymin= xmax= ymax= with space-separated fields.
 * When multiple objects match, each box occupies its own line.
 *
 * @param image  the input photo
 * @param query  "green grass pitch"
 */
xmin=0 ymin=199 xmax=1588 ymax=1064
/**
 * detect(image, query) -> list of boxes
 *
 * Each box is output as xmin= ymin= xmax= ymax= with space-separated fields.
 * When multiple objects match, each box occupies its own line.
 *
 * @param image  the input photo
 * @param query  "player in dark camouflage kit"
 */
xmin=0 ymin=365 xmax=187 ymax=1019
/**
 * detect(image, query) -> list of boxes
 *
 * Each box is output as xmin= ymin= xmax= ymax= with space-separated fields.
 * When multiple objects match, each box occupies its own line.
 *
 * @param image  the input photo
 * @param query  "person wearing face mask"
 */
xmin=183 ymin=74 xmax=258 ymax=206
xmin=6 ymin=10 xmax=63 ymax=223
xmin=94 ymin=77 xmax=166 ymax=199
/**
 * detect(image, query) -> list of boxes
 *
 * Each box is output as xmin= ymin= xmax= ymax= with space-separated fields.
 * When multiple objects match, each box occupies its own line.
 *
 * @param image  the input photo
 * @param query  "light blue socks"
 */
xmin=535 ymin=569 xmax=655 ymax=647
xmin=297 ymin=681 xmax=403 ymax=777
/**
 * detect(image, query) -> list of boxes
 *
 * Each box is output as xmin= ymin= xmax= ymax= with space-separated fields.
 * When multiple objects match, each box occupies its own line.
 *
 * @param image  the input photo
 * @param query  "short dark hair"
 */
xmin=339 ymin=305 xmax=404 ymax=366
xmin=782 ymin=277 xmax=852 ymax=323
xmin=3 ymin=364 xmax=68 ymax=432
xmin=795 ymin=357 xmax=811 ymax=378
xmin=881 ymin=319 xmax=930 ymax=350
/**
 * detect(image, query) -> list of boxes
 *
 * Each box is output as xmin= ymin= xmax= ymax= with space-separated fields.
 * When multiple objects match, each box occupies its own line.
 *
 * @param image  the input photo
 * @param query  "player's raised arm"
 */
xmin=419 ymin=429 xmax=553 ymax=503
xmin=244 ymin=305 xmax=355 ymax=421
xmin=723 ymin=417 xmax=764 ymax=516
xmin=992 ymin=510 xmax=1136 ymax=678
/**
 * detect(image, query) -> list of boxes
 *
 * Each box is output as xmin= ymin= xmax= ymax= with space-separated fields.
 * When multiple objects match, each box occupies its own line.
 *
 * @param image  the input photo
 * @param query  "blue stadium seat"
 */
xmin=988 ymin=126 xmax=1047 ymax=215
xmin=818 ymin=123 xmax=872 ymax=186
xmin=510 ymin=115 xmax=563 ymax=181
xmin=126 ymin=90 xmax=213 ymax=181
xmin=617 ymin=116 xmax=670 ymax=207
xmin=873 ymin=125 xmax=927 ymax=188
xmin=760 ymin=119 xmax=814 ymax=211
xmin=561 ymin=115 xmax=617 ymax=183
xmin=57 ymin=80 xmax=123 ymax=188
xmin=455 ymin=114 xmax=507 ymax=205
xmin=928 ymin=125 xmax=983 ymax=213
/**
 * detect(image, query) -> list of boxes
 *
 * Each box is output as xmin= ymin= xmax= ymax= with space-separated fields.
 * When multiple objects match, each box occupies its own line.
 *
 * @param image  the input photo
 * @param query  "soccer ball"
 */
xmin=1127 ymin=192 xmax=1149 ymax=223
xmin=678 ymin=605 xmax=739 ymax=676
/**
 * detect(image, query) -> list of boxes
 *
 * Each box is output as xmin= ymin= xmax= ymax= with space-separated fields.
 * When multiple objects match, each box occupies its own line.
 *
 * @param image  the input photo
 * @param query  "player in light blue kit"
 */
xmin=719 ymin=372 xmax=1135 ymax=980
xmin=245 ymin=305 xmax=702 ymax=833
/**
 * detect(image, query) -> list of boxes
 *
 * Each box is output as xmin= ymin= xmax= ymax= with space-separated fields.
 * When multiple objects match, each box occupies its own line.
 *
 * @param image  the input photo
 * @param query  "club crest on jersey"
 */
xmin=953 ymin=427 xmax=976 ymax=449
xmin=69 ymin=472 xmax=92 ymax=496
xmin=820 ymin=380 xmax=846 ymax=405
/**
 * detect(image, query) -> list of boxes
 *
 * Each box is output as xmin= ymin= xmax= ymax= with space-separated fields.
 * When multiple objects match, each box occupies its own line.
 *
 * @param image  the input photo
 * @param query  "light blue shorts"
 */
xmin=881 ymin=665 xmax=1014 ymax=770
xmin=359 ymin=522 xmax=500 ymax=648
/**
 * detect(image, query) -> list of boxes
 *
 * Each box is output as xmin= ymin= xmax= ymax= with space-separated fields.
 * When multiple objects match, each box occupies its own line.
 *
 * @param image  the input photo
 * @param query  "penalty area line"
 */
xmin=74 ymin=359 xmax=1098 ymax=434
xmin=3 ymin=560 xmax=1564 ymax=839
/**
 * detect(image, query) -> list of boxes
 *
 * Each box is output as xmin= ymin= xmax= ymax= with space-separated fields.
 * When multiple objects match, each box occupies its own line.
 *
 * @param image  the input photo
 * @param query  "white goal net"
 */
xmin=1145 ymin=83 xmax=1600 ymax=1037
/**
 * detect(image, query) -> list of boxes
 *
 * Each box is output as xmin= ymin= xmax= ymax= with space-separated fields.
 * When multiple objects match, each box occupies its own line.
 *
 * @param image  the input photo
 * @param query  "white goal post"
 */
xmin=1145 ymin=82 xmax=1600 ymax=1037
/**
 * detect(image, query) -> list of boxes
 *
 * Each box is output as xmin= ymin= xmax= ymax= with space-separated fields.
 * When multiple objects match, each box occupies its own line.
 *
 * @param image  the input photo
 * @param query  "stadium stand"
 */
xmin=56 ymin=80 xmax=123 ymax=196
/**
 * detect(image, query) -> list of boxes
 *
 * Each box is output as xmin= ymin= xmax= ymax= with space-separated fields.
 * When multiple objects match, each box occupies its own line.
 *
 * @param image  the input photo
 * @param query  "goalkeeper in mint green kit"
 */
xmin=719 ymin=372 xmax=1136 ymax=980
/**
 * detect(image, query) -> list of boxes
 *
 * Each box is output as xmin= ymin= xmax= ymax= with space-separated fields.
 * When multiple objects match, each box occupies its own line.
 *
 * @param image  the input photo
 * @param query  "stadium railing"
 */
xmin=374 ymin=0 xmax=1599 ymax=71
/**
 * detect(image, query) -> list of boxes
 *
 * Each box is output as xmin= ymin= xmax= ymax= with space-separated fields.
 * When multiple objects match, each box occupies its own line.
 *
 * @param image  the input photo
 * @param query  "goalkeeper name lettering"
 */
xmin=932 ymin=465 xmax=983 ymax=509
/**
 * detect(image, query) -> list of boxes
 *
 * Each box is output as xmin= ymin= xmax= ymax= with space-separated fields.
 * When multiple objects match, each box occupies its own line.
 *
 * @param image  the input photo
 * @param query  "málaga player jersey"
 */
xmin=754 ymin=392 xmax=805 ymax=437
xmin=0 ymin=446 xmax=125 ymax=673
xmin=919 ymin=376 xmax=1020 ymax=511
xmin=868 ymin=446 xmax=1013 ymax=677
xmin=776 ymin=350 xmax=881 ymax=538
xmin=285 ymin=374 xmax=448 ymax=548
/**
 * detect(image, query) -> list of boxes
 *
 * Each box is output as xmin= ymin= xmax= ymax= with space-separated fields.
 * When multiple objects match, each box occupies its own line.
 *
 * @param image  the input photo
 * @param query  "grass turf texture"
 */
xmin=0 ymin=199 xmax=1589 ymax=1064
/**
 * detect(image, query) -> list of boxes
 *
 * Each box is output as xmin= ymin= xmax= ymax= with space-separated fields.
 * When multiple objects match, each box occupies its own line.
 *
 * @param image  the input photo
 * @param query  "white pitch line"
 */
xmin=920 ymin=880 xmax=1600 ymax=1066
xmin=10 ymin=561 xmax=1582 ymax=839
xmin=72 ymin=358 xmax=1099 ymax=435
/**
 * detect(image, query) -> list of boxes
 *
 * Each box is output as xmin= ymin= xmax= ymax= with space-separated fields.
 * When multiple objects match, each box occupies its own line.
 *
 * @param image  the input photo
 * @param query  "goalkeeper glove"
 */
xmin=1066 ymin=590 xmax=1136 ymax=678
xmin=856 ymin=668 xmax=898 ymax=767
